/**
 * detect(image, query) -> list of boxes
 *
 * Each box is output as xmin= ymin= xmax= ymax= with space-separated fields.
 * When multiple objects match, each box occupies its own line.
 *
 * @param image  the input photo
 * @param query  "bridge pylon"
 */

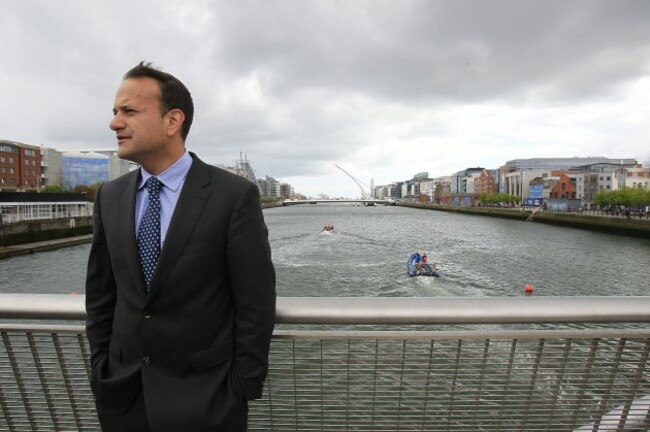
xmin=335 ymin=164 xmax=377 ymax=201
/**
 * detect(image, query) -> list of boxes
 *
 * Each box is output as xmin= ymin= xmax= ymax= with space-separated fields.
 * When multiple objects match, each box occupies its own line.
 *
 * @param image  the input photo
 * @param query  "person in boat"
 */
xmin=321 ymin=223 xmax=334 ymax=232
xmin=421 ymin=254 xmax=438 ymax=274
xmin=417 ymin=254 xmax=428 ymax=271
xmin=412 ymin=252 xmax=422 ymax=271
xmin=420 ymin=254 xmax=429 ymax=272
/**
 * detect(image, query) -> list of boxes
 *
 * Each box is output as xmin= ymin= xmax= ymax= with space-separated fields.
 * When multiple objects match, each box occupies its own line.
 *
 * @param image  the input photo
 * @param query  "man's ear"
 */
xmin=165 ymin=109 xmax=185 ymax=137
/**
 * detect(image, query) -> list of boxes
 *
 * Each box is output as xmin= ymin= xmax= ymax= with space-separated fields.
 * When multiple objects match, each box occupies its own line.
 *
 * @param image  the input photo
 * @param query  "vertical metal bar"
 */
xmin=265 ymin=353 xmax=275 ymax=432
xmin=396 ymin=339 xmax=406 ymax=430
xmin=445 ymin=339 xmax=462 ymax=429
xmin=568 ymin=338 xmax=600 ymax=430
xmin=0 ymin=375 xmax=13 ymax=431
xmin=591 ymin=338 xmax=626 ymax=431
xmin=0 ymin=332 xmax=17 ymax=432
xmin=495 ymin=338 xmax=518 ymax=430
xmin=77 ymin=333 xmax=91 ymax=380
xmin=420 ymin=340 xmax=435 ymax=427
xmin=320 ymin=339 xmax=324 ymax=432
xmin=521 ymin=339 xmax=545 ymax=428
xmin=76 ymin=332 xmax=99 ymax=430
xmin=544 ymin=338 xmax=573 ymax=431
xmin=52 ymin=333 xmax=83 ymax=430
xmin=2 ymin=332 xmax=37 ymax=431
xmin=345 ymin=339 xmax=351 ymax=431
xmin=27 ymin=333 xmax=59 ymax=429
xmin=472 ymin=339 xmax=490 ymax=430
xmin=370 ymin=339 xmax=379 ymax=431
xmin=615 ymin=339 xmax=650 ymax=431
xmin=291 ymin=338 xmax=298 ymax=432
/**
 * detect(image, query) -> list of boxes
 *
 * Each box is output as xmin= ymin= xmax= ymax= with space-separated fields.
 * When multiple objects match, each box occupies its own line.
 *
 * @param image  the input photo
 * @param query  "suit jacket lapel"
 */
xmin=122 ymin=170 xmax=148 ymax=297
xmin=146 ymin=156 xmax=211 ymax=302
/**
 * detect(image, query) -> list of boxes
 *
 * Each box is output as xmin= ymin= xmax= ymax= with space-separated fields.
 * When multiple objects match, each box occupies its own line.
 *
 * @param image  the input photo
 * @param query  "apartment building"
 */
xmin=502 ymin=158 xmax=638 ymax=203
xmin=0 ymin=140 xmax=42 ymax=192
xmin=474 ymin=169 xmax=498 ymax=194
xmin=450 ymin=168 xmax=484 ymax=195
xmin=571 ymin=162 xmax=639 ymax=202
xmin=621 ymin=164 xmax=650 ymax=190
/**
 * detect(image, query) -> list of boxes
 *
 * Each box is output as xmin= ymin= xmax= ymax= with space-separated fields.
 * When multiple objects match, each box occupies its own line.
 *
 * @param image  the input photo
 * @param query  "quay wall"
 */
xmin=0 ymin=204 xmax=282 ymax=254
xmin=5 ymin=202 xmax=646 ymax=253
xmin=0 ymin=216 xmax=93 ymax=247
xmin=261 ymin=202 xmax=284 ymax=209
xmin=399 ymin=203 xmax=650 ymax=239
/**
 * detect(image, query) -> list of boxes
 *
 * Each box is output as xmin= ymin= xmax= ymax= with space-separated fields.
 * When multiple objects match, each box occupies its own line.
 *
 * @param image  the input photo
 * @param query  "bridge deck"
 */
xmin=283 ymin=199 xmax=394 ymax=205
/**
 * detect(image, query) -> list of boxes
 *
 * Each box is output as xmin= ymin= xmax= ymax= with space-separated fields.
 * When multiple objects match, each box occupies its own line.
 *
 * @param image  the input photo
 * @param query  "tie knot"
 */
xmin=146 ymin=177 xmax=162 ymax=195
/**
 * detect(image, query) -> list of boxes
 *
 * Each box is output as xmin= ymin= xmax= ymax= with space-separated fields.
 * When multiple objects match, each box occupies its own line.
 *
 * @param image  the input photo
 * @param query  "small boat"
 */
xmin=320 ymin=224 xmax=335 ymax=234
xmin=407 ymin=253 xmax=440 ymax=277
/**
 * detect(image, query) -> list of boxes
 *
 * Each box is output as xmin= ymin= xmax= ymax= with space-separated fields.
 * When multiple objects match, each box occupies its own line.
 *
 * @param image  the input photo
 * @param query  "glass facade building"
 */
xmin=505 ymin=157 xmax=637 ymax=171
xmin=62 ymin=152 xmax=109 ymax=189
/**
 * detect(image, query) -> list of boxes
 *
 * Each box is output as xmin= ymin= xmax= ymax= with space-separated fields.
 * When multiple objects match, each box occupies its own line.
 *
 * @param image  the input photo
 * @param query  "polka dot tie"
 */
xmin=137 ymin=177 xmax=162 ymax=289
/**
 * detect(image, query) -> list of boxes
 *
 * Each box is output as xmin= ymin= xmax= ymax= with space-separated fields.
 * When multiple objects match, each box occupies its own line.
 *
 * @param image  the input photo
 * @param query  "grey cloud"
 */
xmin=2 ymin=0 xmax=649 ymax=196
xmin=210 ymin=0 xmax=650 ymax=103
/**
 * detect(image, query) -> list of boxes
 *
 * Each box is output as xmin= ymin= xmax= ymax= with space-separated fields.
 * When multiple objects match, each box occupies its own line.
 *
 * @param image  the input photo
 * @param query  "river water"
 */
xmin=1 ymin=204 xmax=649 ymax=297
xmin=2 ymin=205 xmax=647 ymax=431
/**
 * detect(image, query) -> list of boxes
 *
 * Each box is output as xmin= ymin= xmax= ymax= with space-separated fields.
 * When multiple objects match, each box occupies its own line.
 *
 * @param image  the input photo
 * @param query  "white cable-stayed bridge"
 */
xmin=282 ymin=198 xmax=395 ymax=206
xmin=283 ymin=164 xmax=395 ymax=206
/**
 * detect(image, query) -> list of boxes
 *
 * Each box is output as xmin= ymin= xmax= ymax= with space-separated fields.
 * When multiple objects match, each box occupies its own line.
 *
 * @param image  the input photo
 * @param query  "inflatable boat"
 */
xmin=407 ymin=253 xmax=440 ymax=277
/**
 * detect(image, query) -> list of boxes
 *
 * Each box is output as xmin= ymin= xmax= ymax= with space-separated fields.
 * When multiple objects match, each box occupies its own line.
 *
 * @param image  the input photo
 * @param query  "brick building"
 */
xmin=549 ymin=172 xmax=577 ymax=199
xmin=0 ymin=140 xmax=42 ymax=192
xmin=474 ymin=169 xmax=497 ymax=194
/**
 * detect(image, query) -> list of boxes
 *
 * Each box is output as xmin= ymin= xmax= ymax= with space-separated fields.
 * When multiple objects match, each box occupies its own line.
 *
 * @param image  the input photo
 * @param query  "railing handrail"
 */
xmin=1 ymin=294 xmax=650 ymax=324
xmin=2 ymin=294 xmax=650 ymax=431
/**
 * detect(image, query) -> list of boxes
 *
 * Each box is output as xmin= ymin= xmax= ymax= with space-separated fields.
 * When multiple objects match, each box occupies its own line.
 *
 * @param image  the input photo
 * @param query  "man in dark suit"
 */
xmin=85 ymin=61 xmax=276 ymax=431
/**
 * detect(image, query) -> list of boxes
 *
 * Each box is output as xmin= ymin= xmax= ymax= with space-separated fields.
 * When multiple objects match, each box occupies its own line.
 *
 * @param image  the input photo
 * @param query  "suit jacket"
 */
xmin=85 ymin=154 xmax=276 ymax=431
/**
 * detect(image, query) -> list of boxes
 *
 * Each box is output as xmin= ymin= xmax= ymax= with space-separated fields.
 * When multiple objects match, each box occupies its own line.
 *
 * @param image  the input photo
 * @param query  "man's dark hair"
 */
xmin=124 ymin=61 xmax=194 ymax=141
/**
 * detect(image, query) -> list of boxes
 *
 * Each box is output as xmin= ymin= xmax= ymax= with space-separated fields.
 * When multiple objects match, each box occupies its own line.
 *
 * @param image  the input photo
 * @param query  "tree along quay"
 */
xmin=399 ymin=202 xmax=650 ymax=239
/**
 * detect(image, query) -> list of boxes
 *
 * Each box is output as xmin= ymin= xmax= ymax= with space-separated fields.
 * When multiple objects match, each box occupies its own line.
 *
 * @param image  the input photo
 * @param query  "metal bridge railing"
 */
xmin=1 ymin=295 xmax=650 ymax=431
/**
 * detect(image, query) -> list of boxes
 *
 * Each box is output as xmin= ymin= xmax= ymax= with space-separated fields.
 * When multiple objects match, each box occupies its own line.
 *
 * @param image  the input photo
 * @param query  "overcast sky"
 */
xmin=2 ymin=1 xmax=649 ymax=197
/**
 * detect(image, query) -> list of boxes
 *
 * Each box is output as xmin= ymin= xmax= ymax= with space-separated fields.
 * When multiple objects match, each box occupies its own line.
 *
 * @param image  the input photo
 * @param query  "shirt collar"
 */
xmin=138 ymin=151 xmax=193 ymax=192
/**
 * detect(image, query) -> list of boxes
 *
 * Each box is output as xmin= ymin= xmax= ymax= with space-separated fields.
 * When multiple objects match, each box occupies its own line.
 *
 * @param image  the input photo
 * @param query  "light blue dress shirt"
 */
xmin=135 ymin=151 xmax=193 ymax=247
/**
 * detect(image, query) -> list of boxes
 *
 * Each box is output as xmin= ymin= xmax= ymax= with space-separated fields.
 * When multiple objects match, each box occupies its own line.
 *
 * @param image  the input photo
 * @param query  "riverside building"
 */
xmin=60 ymin=150 xmax=132 ymax=189
xmin=500 ymin=157 xmax=638 ymax=202
xmin=0 ymin=191 xmax=90 ymax=224
xmin=0 ymin=139 xmax=42 ymax=192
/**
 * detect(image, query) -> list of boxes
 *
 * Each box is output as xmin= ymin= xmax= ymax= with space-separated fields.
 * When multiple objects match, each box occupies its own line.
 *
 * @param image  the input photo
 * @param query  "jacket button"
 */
xmin=142 ymin=356 xmax=151 ymax=366
xmin=143 ymin=312 xmax=152 ymax=319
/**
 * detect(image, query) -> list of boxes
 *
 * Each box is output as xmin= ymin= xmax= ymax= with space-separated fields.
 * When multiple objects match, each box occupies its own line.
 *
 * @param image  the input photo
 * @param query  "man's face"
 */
xmin=110 ymin=77 xmax=168 ymax=165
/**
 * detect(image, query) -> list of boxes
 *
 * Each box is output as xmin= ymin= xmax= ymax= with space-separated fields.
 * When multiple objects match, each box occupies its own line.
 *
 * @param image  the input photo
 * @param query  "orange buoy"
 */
xmin=524 ymin=284 xmax=534 ymax=293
